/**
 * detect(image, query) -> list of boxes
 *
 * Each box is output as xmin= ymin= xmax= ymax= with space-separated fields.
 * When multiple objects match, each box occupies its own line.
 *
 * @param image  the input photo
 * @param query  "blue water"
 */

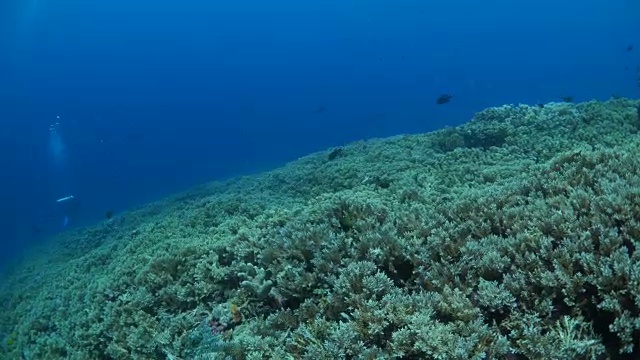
xmin=1 ymin=0 xmax=638 ymax=266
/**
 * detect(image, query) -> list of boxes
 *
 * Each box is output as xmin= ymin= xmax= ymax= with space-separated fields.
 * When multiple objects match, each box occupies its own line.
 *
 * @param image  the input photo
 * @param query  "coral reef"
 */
xmin=1 ymin=98 xmax=640 ymax=359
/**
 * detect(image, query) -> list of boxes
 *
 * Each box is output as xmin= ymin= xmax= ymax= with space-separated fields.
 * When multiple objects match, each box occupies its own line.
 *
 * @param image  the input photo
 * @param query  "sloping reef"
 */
xmin=2 ymin=99 xmax=640 ymax=359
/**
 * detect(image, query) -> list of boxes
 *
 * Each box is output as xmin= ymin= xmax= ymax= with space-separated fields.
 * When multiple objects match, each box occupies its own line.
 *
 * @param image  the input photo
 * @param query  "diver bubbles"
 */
xmin=48 ymin=115 xmax=67 ymax=167
xmin=48 ymin=115 xmax=76 ymax=229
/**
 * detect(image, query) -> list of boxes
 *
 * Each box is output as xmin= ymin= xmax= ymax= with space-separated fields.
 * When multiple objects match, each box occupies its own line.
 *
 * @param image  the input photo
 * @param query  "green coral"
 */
xmin=1 ymin=98 xmax=639 ymax=359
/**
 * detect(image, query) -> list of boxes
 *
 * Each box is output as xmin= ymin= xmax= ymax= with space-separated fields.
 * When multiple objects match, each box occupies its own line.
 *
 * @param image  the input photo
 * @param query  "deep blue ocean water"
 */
xmin=1 ymin=0 xmax=638 ymax=266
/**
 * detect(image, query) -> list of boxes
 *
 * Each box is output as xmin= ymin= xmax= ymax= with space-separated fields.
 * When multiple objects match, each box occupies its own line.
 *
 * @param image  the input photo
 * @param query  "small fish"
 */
xmin=56 ymin=195 xmax=75 ymax=203
xmin=436 ymin=94 xmax=453 ymax=105
xmin=368 ymin=112 xmax=386 ymax=121
xmin=230 ymin=303 xmax=242 ymax=323
xmin=328 ymin=147 xmax=344 ymax=161
xmin=560 ymin=96 xmax=574 ymax=103
xmin=627 ymin=44 xmax=634 ymax=52
xmin=313 ymin=106 xmax=326 ymax=114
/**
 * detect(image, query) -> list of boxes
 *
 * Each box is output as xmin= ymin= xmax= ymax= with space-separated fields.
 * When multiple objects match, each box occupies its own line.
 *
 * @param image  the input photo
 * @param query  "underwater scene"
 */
xmin=1 ymin=0 xmax=640 ymax=359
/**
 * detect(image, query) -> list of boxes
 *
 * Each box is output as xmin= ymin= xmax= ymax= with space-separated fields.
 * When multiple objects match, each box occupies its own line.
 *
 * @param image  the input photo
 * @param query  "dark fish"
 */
xmin=368 ymin=112 xmax=386 ymax=121
xmin=105 ymin=210 xmax=114 ymax=219
xmin=313 ymin=106 xmax=326 ymax=114
xmin=436 ymin=94 xmax=453 ymax=105
xmin=627 ymin=44 xmax=634 ymax=52
xmin=560 ymin=96 xmax=574 ymax=103
xmin=328 ymin=147 xmax=344 ymax=161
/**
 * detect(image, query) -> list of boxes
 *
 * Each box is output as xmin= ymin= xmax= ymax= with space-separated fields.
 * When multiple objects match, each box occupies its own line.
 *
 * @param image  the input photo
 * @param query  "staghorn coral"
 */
xmin=1 ymin=98 xmax=639 ymax=359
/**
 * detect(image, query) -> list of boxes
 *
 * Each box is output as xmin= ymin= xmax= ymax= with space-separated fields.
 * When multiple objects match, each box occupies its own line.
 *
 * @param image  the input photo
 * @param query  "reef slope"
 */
xmin=2 ymin=98 xmax=640 ymax=359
